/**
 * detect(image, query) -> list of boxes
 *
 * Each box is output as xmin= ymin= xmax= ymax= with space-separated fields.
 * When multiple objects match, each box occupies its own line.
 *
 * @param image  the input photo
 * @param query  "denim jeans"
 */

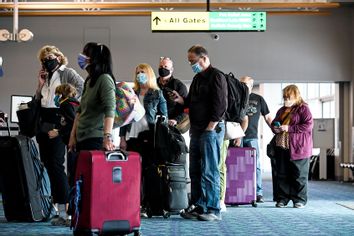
xmin=189 ymin=122 xmax=225 ymax=215
xmin=243 ymin=138 xmax=263 ymax=196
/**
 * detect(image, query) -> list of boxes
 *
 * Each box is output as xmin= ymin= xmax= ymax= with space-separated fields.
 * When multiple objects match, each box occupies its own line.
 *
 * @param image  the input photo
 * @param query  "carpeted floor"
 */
xmin=1 ymin=179 xmax=354 ymax=236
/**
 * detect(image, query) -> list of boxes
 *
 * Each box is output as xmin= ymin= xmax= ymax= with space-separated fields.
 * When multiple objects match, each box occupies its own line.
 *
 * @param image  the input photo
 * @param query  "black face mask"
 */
xmin=158 ymin=67 xmax=170 ymax=77
xmin=43 ymin=58 xmax=59 ymax=72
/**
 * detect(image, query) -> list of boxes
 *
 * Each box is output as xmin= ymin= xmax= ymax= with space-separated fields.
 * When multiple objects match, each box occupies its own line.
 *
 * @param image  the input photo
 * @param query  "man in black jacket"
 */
xmin=174 ymin=45 xmax=227 ymax=221
xmin=157 ymin=57 xmax=188 ymax=127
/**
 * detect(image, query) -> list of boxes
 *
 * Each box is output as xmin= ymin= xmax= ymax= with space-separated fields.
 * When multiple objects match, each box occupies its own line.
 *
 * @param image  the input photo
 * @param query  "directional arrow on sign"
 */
xmin=153 ymin=16 xmax=161 ymax=25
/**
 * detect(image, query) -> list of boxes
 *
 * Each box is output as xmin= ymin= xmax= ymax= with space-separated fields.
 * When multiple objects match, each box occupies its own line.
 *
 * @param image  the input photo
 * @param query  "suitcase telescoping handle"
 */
xmin=106 ymin=150 xmax=127 ymax=161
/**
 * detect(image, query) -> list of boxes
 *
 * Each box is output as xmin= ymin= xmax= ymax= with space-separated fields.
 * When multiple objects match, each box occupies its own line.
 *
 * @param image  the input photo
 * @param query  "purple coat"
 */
xmin=272 ymin=104 xmax=313 ymax=160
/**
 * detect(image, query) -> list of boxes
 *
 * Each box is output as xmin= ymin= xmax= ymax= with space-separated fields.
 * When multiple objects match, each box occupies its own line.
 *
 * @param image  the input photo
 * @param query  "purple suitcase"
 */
xmin=225 ymin=147 xmax=257 ymax=207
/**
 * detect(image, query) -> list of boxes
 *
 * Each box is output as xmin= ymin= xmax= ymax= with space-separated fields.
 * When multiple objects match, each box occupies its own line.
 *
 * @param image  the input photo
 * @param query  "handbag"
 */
xmin=114 ymin=82 xmax=145 ymax=127
xmin=224 ymin=121 xmax=245 ymax=140
xmin=16 ymin=98 xmax=40 ymax=138
xmin=175 ymin=113 xmax=190 ymax=134
xmin=266 ymin=135 xmax=276 ymax=159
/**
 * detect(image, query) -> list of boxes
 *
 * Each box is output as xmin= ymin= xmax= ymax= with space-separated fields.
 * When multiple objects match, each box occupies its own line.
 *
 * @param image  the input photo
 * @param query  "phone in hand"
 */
xmin=274 ymin=121 xmax=281 ymax=127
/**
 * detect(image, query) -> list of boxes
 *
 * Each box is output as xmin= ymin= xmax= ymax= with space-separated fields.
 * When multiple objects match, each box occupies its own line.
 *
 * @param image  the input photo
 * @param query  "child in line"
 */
xmin=48 ymin=83 xmax=79 ymax=226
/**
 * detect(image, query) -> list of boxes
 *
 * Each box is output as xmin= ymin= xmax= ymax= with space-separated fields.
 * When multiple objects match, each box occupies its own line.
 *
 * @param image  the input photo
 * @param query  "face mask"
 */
xmin=191 ymin=62 xmax=203 ymax=74
xmin=43 ymin=58 xmax=59 ymax=72
xmin=136 ymin=73 xmax=148 ymax=84
xmin=54 ymin=95 xmax=61 ymax=107
xmin=284 ymin=100 xmax=294 ymax=107
xmin=158 ymin=68 xmax=170 ymax=77
xmin=78 ymin=53 xmax=90 ymax=70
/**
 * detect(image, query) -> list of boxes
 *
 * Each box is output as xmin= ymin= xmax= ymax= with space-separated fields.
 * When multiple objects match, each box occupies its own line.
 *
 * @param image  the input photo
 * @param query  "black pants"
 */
xmin=36 ymin=132 xmax=69 ymax=204
xmin=275 ymin=147 xmax=310 ymax=205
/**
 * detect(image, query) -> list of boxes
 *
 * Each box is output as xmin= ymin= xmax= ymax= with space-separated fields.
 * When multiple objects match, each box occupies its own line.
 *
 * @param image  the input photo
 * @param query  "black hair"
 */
xmin=83 ymin=42 xmax=116 ymax=87
xmin=188 ymin=45 xmax=208 ymax=57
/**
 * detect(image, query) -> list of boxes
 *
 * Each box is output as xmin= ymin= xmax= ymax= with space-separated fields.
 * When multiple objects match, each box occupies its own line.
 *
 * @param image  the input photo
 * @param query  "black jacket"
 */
xmin=184 ymin=66 xmax=227 ymax=135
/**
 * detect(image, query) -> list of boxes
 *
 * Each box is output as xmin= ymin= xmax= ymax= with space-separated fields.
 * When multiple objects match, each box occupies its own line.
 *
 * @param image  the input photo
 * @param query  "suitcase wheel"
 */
xmin=134 ymin=231 xmax=142 ymax=236
xmin=162 ymin=210 xmax=170 ymax=219
xmin=251 ymin=200 xmax=258 ymax=207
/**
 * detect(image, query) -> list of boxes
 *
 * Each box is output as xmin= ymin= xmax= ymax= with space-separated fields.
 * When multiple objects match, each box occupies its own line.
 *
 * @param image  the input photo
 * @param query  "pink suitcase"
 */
xmin=225 ymin=147 xmax=257 ymax=207
xmin=71 ymin=150 xmax=141 ymax=235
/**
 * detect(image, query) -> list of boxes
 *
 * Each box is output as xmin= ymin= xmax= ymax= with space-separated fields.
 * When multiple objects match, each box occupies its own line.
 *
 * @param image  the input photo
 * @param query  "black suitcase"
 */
xmin=144 ymin=163 xmax=188 ymax=218
xmin=0 ymin=135 xmax=52 ymax=222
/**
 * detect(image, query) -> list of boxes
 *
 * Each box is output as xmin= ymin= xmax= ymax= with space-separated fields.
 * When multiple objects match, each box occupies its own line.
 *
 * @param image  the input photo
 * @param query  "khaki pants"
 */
xmin=219 ymin=139 xmax=230 ymax=201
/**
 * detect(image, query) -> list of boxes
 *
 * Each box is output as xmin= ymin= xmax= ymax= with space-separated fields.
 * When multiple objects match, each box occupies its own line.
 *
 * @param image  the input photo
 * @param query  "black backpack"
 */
xmin=224 ymin=72 xmax=249 ymax=123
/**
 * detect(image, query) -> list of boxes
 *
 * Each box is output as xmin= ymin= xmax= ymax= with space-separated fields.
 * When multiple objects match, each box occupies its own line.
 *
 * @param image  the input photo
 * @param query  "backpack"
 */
xmin=114 ymin=82 xmax=145 ymax=127
xmin=154 ymin=116 xmax=188 ymax=164
xmin=224 ymin=72 xmax=249 ymax=123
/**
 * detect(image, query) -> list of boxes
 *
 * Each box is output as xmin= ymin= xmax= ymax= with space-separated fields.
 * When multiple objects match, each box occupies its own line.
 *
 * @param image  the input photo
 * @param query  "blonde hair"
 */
xmin=37 ymin=45 xmax=68 ymax=65
xmin=133 ymin=63 xmax=159 ymax=91
xmin=283 ymin=84 xmax=305 ymax=105
xmin=55 ymin=83 xmax=77 ymax=98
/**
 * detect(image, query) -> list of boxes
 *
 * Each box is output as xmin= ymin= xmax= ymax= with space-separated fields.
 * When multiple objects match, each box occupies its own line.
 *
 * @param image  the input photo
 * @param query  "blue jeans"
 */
xmin=243 ymin=138 xmax=263 ymax=196
xmin=189 ymin=122 xmax=225 ymax=215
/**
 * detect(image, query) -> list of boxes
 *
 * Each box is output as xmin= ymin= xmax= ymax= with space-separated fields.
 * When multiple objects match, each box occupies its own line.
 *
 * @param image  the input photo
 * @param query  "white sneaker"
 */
xmin=220 ymin=201 xmax=227 ymax=212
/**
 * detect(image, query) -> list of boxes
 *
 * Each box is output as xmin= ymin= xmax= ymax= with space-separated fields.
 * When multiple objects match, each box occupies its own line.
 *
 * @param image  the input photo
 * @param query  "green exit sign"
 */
xmin=209 ymin=12 xmax=266 ymax=31
xmin=151 ymin=12 xmax=266 ymax=32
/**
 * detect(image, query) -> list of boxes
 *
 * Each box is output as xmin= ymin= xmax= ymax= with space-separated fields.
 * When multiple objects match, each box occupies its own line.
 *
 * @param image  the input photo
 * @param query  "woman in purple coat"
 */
xmin=271 ymin=84 xmax=313 ymax=209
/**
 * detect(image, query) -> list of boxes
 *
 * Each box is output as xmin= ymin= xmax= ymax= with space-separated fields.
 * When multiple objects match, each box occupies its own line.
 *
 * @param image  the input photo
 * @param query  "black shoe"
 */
xmin=180 ymin=205 xmax=202 ymax=220
xmin=275 ymin=202 xmax=286 ymax=208
xmin=256 ymin=195 xmax=264 ymax=203
xmin=293 ymin=202 xmax=305 ymax=208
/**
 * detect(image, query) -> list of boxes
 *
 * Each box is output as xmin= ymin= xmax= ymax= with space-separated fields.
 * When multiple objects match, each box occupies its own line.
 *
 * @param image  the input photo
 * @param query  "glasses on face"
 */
xmin=188 ymin=57 xmax=201 ymax=65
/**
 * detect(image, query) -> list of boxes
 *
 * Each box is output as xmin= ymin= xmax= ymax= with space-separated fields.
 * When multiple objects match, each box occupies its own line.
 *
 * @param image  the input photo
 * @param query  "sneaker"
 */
xmin=275 ymin=202 xmax=286 ymax=208
xmin=51 ymin=216 xmax=67 ymax=226
xmin=197 ymin=213 xmax=222 ymax=221
xmin=220 ymin=202 xmax=227 ymax=213
xmin=140 ymin=207 xmax=148 ymax=218
xmin=180 ymin=205 xmax=202 ymax=220
xmin=294 ymin=203 xmax=305 ymax=209
xmin=256 ymin=195 xmax=264 ymax=203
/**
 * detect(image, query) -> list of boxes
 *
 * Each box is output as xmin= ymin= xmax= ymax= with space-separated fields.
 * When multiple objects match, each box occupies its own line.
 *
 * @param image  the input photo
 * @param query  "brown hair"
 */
xmin=283 ymin=84 xmax=305 ymax=105
xmin=55 ymin=83 xmax=77 ymax=98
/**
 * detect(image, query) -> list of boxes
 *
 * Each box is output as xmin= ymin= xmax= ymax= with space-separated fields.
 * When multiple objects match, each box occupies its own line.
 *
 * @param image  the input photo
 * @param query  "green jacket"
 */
xmin=76 ymin=74 xmax=115 ymax=142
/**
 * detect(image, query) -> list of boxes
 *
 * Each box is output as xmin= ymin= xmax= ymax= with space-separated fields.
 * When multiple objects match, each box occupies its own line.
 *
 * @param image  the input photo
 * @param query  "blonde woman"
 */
xmin=35 ymin=45 xmax=84 ymax=226
xmin=271 ymin=84 xmax=313 ymax=209
xmin=119 ymin=63 xmax=167 ymax=217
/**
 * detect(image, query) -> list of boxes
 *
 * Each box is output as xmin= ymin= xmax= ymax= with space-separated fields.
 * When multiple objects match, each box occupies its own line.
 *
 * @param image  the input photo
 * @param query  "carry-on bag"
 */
xmin=71 ymin=150 xmax=141 ymax=236
xmin=0 ymin=135 xmax=52 ymax=221
xmin=144 ymin=163 xmax=188 ymax=218
xmin=225 ymin=147 xmax=257 ymax=207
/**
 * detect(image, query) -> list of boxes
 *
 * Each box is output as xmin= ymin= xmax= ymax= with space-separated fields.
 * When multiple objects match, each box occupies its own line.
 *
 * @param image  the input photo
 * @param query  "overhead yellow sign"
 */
xmin=152 ymin=12 xmax=209 ymax=31
xmin=151 ymin=12 xmax=266 ymax=32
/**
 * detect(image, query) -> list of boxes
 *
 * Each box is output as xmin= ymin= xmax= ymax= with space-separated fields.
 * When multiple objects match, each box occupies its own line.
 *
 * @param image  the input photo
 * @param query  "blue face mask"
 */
xmin=136 ymin=73 xmax=148 ymax=84
xmin=54 ymin=95 xmax=61 ymax=107
xmin=191 ymin=62 xmax=203 ymax=74
xmin=77 ymin=53 xmax=90 ymax=70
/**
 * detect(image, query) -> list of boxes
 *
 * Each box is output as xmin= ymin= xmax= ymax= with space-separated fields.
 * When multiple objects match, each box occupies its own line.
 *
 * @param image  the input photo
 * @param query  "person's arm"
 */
xmin=264 ymin=113 xmax=273 ymax=129
xmin=103 ymin=117 xmax=115 ymax=151
xmin=68 ymin=112 xmax=80 ymax=151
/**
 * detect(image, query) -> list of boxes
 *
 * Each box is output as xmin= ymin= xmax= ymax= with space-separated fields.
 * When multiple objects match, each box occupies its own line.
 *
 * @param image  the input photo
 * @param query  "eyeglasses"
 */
xmin=188 ymin=57 xmax=201 ymax=65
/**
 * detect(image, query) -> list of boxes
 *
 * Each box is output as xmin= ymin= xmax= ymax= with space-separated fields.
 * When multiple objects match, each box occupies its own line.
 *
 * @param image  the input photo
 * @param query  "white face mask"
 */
xmin=284 ymin=100 xmax=294 ymax=107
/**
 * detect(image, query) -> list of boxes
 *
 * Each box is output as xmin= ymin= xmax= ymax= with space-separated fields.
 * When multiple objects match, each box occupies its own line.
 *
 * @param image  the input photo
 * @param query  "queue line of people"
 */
xmin=29 ymin=42 xmax=313 ymax=226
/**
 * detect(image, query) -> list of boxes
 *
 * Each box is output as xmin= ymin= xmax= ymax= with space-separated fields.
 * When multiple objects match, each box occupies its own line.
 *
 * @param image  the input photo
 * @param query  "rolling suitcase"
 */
xmin=0 ymin=135 xmax=52 ymax=222
xmin=225 ymin=147 xmax=257 ymax=207
xmin=71 ymin=150 xmax=141 ymax=236
xmin=144 ymin=163 xmax=188 ymax=218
